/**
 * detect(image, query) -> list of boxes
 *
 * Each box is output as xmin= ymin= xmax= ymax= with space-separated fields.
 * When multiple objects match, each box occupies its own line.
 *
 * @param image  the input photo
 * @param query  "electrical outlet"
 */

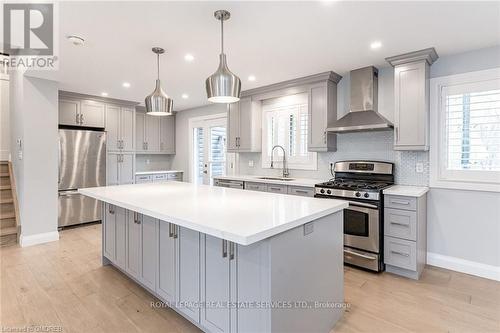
xmin=303 ymin=222 xmax=314 ymax=236
xmin=416 ymin=162 xmax=424 ymax=173
xmin=146 ymin=159 xmax=150 ymax=165
xmin=248 ymin=160 xmax=254 ymax=167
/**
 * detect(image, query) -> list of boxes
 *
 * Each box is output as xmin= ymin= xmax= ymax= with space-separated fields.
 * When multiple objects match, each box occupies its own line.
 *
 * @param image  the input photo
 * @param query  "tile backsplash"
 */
xmin=136 ymin=154 xmax=173 ymax=172
xmin=238 ymin=131 xmax=429 ymax=186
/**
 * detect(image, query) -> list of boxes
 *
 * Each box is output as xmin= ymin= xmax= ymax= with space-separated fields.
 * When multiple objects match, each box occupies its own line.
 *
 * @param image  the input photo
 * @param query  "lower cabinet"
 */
xmin=125 ymin=211 xmax=141 ymax=279
xmin=176 ymin=226 xmax=201 ymax=322
xmin=140 ymin=215 xmax=158 ymax=291
xmin=115 ymin=208 xmax=127 ymax=269
xmin=157 ymin=221 xmax=177 ymax=303
xmin=200 ymin=235 xmax=235 ymax=333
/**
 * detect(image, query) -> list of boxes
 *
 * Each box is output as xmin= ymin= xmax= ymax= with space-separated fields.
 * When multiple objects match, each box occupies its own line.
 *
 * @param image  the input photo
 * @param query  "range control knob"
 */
xmin=326 ymin=189 xmax=332 ymax=195
xmin=364 ymin=193 xmax=370 ymax=198
xmin=355 ymin=192 xmax=361 ymax=197
xmin=320 ymin=189 xmax=325 ymax=194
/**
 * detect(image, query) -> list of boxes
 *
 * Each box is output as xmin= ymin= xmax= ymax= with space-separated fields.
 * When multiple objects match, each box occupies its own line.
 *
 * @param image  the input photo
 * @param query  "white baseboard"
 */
xmin=20 ymin=231 xmax=59 ymax=247
xmin=427 ymin=252 xmax=500 ymax=281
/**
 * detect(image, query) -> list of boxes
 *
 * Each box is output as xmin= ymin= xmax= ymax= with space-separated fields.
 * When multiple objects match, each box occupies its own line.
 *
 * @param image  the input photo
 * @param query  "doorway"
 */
xmin=189 ymin=114 xmax=227 ymax=185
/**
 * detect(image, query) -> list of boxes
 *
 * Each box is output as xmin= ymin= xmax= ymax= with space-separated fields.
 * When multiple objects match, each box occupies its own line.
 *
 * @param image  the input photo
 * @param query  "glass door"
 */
xmin=192 ymin=117 xmax=227 ymax=185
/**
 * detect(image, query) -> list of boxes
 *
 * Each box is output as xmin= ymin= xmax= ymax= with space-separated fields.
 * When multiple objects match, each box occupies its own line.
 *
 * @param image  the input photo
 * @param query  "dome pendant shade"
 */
xmin=206 ymin=53 xmax=241 ymax=103
xmin=145 ymin=47 xmax=173 ymax=116
xmin=206 ymin=10 xmax=241 ymax=104
xmin=145 ymin=79 xmax=173 ymax=115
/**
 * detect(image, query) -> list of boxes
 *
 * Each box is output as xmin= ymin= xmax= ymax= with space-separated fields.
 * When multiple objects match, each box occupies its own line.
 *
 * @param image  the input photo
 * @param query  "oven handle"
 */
xmin=346 ymin=200 xmax=378 ymax=209
xmin=344 ymin=249 xmax=378 ymax=260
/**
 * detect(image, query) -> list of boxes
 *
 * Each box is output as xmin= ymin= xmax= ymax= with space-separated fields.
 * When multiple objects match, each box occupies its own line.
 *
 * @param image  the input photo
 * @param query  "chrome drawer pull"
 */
xmin=391 ymin=199 xmax=410 ymax=205
xmin=390 ymin=221 xmax=409 ymax=227
xmin=391 ymin=250 xmax=409 ymax=257
xmin=295 ymin=190 xmax=309 ymax=194
xmin=269 ymin=187 xmax=282 ymax=191
xmin=222 ymin=240 xmax=228 ymax=258
xmin=229 ymin=242 xmax=235 ymax=260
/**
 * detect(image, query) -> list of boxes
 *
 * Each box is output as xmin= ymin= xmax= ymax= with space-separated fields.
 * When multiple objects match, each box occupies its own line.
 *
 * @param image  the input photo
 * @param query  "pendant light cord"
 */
xmin=157 ymin=53 xmax=160 ymax=80
xmin=220 ymin=18 xmax=224 ymax=54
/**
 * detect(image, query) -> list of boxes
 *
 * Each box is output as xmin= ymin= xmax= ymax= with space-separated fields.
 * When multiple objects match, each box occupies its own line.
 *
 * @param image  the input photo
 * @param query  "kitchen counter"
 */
xmin=135 ymin=170 xmax=183 ymax=175
xmin=80 ymin=182 xmax=346 ymax=245
xmin=81 ymin=182 xmax=346 ymax=332
xmin=383 ymin=185 xmax=429 ymax=197
xmin=213 ymin=174 xmax=323 ymax=188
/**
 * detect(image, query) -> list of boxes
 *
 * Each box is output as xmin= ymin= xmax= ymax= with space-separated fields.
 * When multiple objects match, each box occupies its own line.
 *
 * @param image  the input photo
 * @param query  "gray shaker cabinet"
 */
xmin=200 ymin=235 xmax=235 ymax=333
xmin=140 ymin=214 xmax=158 ymax=291
xmin=160 ymin=115 xmax=176 ymax=154
xmin=106 ymin=104 xmax=135 ymax=152
xmin=103 ymin=204 xmax=116 ymax=260
xmin=386 ymin=48 xmax=438 ymax=151
xmin=176 ymin=226 xmax=201 ymax=323
xmin=308 ymin=79 xmax=339 ymax=152
xmin=125 ymin=210 xmax=141 ymax=280
xmin=227 ymin=97 xmax=262 ymax=153
xmin=157 ymin=221 xmax=177 ymax=303
xmin=115 ymin=207 xmax=127 ymax=269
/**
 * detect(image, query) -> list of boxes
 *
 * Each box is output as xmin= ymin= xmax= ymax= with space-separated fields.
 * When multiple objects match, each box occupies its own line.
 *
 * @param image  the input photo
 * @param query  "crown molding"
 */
xmin=386 ymin=47 xmax=439 ymax=66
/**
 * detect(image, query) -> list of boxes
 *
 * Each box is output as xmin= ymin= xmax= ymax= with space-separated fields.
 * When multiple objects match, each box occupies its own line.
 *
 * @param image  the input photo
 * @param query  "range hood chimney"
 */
xmin=327 ymin=66 xmax=393 ymax=133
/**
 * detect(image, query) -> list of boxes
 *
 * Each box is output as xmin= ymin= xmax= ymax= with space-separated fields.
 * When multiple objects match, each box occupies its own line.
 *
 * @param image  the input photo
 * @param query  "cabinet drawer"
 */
xmin=384 ymin=208 xmax=417 ymax=241
xmin=287 ymin=186 xmax=314 ymax=197
xmin=245 ymin=182 xmax=267 ymax=192
xmin=385 ymin=195 xmax=417 ymax=211
xmin=266 ymin=184 xmax=287 ymax=194
xmin=135 ymin=175 xmax=152 ymax=183
xmin=384 ymin=236 xmax=417 ymax=271
xmin=153 ymin=174 xmax=167 ymax=181
xmin=168 ymin=173 xmax=181 ymax=180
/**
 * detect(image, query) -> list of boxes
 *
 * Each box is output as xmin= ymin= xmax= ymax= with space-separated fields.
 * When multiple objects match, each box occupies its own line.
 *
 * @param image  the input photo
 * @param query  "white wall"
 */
xmin=0 ymin=72 xmax=9 ymax=160
xmin=426 ymin=46 xmax=500 ymax=271
xmin=9 ymin=71 xmax=59 ymax=245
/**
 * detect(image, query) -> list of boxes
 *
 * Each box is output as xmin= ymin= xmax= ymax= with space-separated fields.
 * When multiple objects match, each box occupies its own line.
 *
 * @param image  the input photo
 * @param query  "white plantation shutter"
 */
xmin=430 ymin=68 xmax=500 ymax=192
xmin=262 ymin=93 xmax=317 ymax=170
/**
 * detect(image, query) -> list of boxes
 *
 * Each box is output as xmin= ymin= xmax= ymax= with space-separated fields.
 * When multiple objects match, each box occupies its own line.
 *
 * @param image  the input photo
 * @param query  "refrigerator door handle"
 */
xmin=58 ymin=190 xmax=79 ymax=196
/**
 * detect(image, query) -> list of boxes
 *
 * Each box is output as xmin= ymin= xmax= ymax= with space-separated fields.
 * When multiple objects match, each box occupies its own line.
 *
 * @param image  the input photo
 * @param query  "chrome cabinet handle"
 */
xmin=391 ymin=250 xmax=409 ymax=257
xmin=323 ymin=131 xmax=326 ymax=144
xmin=76 ymin=113 xmax=80 ymax=125
xmin=173 ymin=225 xmax=178 ymax=239
xmin=168 ymin=223 xmax=174 ymax=238
xmin=395 ymin=127 xmax=399 ymax=142
xmin=295 ymin=190 xmax=309 ymax=194
xmin=390 ymin=221 xmax=409 ymax=227
xmin=80 ymin=114 xmax=84 ymax=125
xmin=391 ymin=199 xmax=410 ymax=205
xmin=229 ymin=242 xmax=235 ymax=260
xmin=108 ymin=205 xmax=115 ymax=215
xmin=269 ymin=187 xmax=282 ymax=191
xmin=222 ymin=240 xmax=228 ymax=258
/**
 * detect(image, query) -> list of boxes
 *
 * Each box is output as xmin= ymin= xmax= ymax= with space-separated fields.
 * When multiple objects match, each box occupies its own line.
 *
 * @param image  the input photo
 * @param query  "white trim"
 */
xmin=187 ymin=113 xmax=227 ymax=183
xmin=20 ymin=231 xmax=59 ymax=247
xmin=427 ymin=252 xmax=500 ymax=281
xmin=430 ymin=67 xmax=500 ymax=193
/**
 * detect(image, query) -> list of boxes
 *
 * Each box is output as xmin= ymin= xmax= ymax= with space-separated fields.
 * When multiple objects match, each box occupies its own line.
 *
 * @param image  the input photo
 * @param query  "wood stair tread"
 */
xmin=0 ymin=226 xmax=17 ymax=236
xmin=0 ymin=198 xmax=13 ymax=204
xmin=0 ymin=212 xmax=15 ymax=220
xmin=0 ymin=185 xmax=11 ymax=190
xmin=0 ymin=173 xmax=9 ymax=177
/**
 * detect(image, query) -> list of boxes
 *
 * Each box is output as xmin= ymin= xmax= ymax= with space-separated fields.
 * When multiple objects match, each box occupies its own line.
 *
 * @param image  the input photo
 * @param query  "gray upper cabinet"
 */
xmin=227 ymin=97 xmax=262 ymax=153
xmin=106 ymin=105 xmax=135 ymax=152
xmin=159 ymin=115 xmax=175 ymax=154
xmin=136 ymin=107 xmax=175 ymax=154
xmin=386 ymin=48 xmax=438 ymax=151
xmin=308 ymin=79 xmax=339 ymax=152
xmin=58 ymin=96 xmax=105 ymax=128
xmin=107 ymin=152 xmax=134 ymax=185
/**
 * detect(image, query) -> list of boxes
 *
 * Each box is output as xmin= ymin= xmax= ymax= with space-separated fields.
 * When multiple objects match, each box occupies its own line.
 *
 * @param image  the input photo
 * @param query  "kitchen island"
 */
xmin=80 ymin=182 xmax=347 ymax=333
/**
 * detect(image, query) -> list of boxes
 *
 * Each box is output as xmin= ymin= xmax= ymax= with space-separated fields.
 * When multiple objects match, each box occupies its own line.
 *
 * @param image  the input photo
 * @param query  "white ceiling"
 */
xmin=28 ymin=1 xmax=500 ymax=111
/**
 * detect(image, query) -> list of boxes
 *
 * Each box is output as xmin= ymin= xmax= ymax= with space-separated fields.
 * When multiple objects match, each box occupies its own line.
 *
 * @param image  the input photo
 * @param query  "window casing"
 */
xmin=430 ymin=68 xmax=500 ymax=192
xmin=261 ymin=93 xmax=317 ymax=170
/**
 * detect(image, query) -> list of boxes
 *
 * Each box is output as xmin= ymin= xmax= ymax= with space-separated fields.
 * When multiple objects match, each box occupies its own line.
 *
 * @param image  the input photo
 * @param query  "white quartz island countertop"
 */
xmin=80 ymin=182 xmax=347 ymax=245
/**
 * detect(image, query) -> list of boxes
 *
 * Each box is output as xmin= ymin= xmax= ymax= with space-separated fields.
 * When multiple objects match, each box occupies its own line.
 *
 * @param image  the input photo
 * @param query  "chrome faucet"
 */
xmin=270 ymin=145 xmax=289 ymax=178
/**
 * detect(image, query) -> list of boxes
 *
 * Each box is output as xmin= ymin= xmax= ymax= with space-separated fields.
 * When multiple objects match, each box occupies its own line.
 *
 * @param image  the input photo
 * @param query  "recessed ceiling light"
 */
xmin=122 ymin=82 xmax=131 ymax=88
xmin=101 ymin=92 xmax=108 ymax=97
xmin=370 ymin=41 xmax=382 ymax=50
xmin=184 ymin=54 xmax=194 ymax=62
xmin=66 ymin=35 xmax=85 ymax=46
xmin=248 ymin=75 xmax=256 ymax=82
xmin=181 ymin=93 xmax=189 ymax=99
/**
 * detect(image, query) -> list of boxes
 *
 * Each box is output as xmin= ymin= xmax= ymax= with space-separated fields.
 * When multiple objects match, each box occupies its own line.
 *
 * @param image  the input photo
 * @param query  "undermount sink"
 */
xmin=257 ymin=177 xmax=296 ymax=181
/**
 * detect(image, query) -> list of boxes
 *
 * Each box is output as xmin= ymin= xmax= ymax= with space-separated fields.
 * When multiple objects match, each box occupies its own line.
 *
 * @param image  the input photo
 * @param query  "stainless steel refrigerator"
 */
xmin=58 ymin=129 xmax=106 ymax=227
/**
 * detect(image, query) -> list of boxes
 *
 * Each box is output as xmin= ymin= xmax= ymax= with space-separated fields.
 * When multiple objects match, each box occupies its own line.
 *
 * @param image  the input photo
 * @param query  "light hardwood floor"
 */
xmin=1 ymin=224 xmax=499 ymax=333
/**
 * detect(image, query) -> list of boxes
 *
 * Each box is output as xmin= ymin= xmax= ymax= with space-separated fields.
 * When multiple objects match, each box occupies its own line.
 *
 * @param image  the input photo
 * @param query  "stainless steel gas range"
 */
xmin=315 ymin=161 xmax=394 ymax=272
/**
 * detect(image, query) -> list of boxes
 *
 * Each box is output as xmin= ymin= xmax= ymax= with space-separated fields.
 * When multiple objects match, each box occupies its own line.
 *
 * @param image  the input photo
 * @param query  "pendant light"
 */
xmin=145 ymin=47 xmax=173 ymax=115
xmin=205 ymin=10 xmax=241 ymax=103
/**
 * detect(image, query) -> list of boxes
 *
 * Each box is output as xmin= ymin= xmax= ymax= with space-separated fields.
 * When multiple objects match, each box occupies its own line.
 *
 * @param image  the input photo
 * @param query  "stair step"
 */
xmin=0 ymin=198 xmax=13 ymax=204
xmin=0 ymin=226 xmax=17 ymax=236
xmin=0 ymin=217 xmax=16 ymax=228
xmin=0 ymin=212 xmax=15 ymax=220
xmin=0 ymin=185 xmax=11 ymax=190
xmin=0 ymin=173 xmax=8 ymax=177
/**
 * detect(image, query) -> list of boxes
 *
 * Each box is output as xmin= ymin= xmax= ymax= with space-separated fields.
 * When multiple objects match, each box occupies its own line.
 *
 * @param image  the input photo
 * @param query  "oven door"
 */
xmin=343 ymin=201 xmax=379 ymax=253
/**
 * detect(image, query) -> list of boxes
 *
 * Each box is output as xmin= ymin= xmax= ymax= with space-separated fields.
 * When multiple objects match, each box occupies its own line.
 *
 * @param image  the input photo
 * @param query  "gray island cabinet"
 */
xmin=80 ymin=182 xmax=347 ymax=333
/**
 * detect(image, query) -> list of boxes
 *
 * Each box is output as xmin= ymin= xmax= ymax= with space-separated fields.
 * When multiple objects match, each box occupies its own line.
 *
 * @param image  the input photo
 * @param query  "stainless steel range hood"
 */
xmin=327 ymin=66 xmax=393 ymax=133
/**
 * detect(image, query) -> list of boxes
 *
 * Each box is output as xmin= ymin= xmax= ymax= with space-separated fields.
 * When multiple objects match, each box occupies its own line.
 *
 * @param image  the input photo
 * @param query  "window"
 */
xmin=430 ymin=68 xmax=500 ymax=192
xmin=262 ymin=93 xmax=317 ymax=170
